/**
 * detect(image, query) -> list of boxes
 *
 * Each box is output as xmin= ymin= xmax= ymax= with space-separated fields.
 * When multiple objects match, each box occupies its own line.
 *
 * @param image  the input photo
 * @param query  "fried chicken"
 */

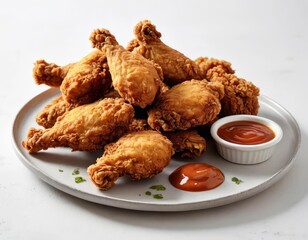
xmin=60 ymin=50 xmax=112 ymax=105
xmin=22 ymin=98 xmax=134 ymax=153
xmin=127 ymin=118 xmax=150 ymax=132
xmin=206 ymin=66 xmax=260 ymax=116
xmin=148 ymin=80 xmax=224 ymax=131
xmin=35 ymin=95 xmax=77 ymax=128
xmin=164 ymin=130 xmax=206 ymax=158
xmin=127 ymin=20 xmax=203 ymax=85
xmin=90 ymin=28 xmax=163 ymax=108
xmin=33 ymin=60 xmax=74 ymax=87
xmin=195 ymin=57 xmax=235 ymax=77
xmin=87 ymin=130 xmax=174 ymax=190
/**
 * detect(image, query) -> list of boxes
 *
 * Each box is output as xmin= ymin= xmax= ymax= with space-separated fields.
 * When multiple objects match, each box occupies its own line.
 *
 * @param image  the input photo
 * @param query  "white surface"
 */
xmin=12 ymin=89 xmax=300 ymax=211
xmin=1 ymin=0 xmax=307 ymax=239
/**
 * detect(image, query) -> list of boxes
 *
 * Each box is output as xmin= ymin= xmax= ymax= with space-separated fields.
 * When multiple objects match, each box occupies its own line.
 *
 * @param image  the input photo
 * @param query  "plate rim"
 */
xmin=12 ymin=88 xmax=302 ymax=211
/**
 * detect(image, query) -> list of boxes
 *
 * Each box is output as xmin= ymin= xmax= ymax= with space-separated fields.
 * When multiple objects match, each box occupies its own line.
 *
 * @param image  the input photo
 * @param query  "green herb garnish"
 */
xmin=75 ymin=176 xmax=86 ymax=183
xmin=153 ymin=194 xmax=163 ymax=199
xmin=149 ymin=185 xmax=166 ymax=191
xmin=58 ymin=169 xmax=64 ymax=172
xmin=72 ymin=168 xmax=80 ymax=175
xmin=145 ymin=191 xmax=152 ymax=196
xmin=232 ymin=177 xmax=243 ymax=184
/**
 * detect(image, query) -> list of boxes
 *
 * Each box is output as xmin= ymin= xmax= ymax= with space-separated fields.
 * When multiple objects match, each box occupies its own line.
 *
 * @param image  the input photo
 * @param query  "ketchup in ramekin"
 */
xmin=217 ymin=120 xmax=275 ymax=145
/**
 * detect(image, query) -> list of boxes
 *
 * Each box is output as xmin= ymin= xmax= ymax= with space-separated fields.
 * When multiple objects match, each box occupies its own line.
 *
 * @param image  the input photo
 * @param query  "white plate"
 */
xmin=12 ymin=88 xmax=301 ymax=211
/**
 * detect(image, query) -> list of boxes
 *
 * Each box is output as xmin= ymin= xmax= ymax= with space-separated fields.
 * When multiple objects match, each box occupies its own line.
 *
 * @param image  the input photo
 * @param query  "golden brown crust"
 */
xmin=60 ymin=50 xmax=112 ymax=105
xmin=87 ymin=130 xmax=174 ymax=190
xmin=33 ymin=60 xmax=74 ymax=87
xmin=164 ymin=130 xmax=206 ymax=158
xmin=148 ymin=80 xmax=224 ymax=131
xmin=195 ymin=57 xmax=235 ymax=77
xmin=90 ymin=28 xmax=163 ymax=108
xmin=130 ymin=20 xmax=203 ymax=85
xmin=22 ymin=98 xmax=134 ymax=153
xmin=207 ymin=66 xmax=260 ymax=116
xmin=35 ymin=95 xmax=77 ymax=128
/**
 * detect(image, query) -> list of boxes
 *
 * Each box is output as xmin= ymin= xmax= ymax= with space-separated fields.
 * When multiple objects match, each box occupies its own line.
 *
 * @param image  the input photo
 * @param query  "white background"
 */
xmin=1 ymin=0 xmax=307 ymax=239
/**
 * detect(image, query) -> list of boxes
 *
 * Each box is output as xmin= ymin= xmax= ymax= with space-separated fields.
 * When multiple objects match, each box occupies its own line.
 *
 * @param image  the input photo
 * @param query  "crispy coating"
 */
xmin=195 ymin=57 xmax=235 ymax=77
xmin=36 ymin=95 xmax=77 ymax=128
xmin=127 ymin=118 xmax=150 ymax=132
xmin=33 ymin=60 xmax=74 ymax=87
xmin=87 ymin=130 xmax=174 ymax=190
xmin=128 ymin=20 xmax=203 ymax=85
xmin=22 ymin=98 xmax=134 ymax=153
xmin=148 ymin=80 xmax=224 ymax=131
xmin=60 ymin=50 xmax=112 ymax=105
xmin=164 ymin=130 xmax=206 ymax=158
xmin=206 ymin=66 xmax=259 ymax=116
xmin=90 ymin=28 xmax=163 ymax=108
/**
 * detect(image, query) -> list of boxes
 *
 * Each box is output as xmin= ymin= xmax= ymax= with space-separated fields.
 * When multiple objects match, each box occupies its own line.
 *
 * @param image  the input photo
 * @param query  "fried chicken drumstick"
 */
xmin=33 ymin=50 xmax=112 ymax=106
xmin=22 ymin=98 xmax=134 ymax=153
xmin=127 ymin=20 xmax=203 ymax=85
xmin=33 ymin=60 xmax=74 ymax=87
xmin=90 ymin=28 xmax=163 ymax=108
xmin=87 ymin=130 xmax=174 ymax=190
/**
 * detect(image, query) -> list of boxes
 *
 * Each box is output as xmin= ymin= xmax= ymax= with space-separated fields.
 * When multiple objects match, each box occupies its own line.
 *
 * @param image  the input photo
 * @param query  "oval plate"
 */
xmin=12 ymin=88 xmax=301 ymax=211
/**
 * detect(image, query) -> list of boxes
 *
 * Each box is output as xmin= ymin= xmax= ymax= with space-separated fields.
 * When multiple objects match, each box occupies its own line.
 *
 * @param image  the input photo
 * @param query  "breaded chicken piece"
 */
xmin=195 ymin=57 xmax=235 ymax=77
xmin=127 ymin=118 xmax=150 ymax=132
xmin=36 ymin=89 xmax=123 ymax=129
xmin=87 ymin=130 xmax=174 ymax=190
xmin=33 ymin=60 xmax=74 ymax=87
xmin=22 ymin=98 xmax=134 ymax=153
xmin=90 ymin=28 xmax=163 ymax=108
xmin=148 ymin=80 xmax=224 ymax=131
xmin=36 ymin=95 xmax=77 ymax=128
xmin=206 ymin=66 xmax=259 ymax=116
xmin=127 ymin=20 xmax=203 ymax=85
xmin=164 ymin=130 xmax=206 ymax=158
xmin=60 ymin=50 xmax=112 ymax=105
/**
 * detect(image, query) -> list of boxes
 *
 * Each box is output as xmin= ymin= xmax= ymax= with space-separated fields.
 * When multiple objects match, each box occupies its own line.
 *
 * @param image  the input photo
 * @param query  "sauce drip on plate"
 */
xmin=169 ymin=163 xmax=224 ymax=192
xmin=217 ymin=120 xmax=275 ymax=145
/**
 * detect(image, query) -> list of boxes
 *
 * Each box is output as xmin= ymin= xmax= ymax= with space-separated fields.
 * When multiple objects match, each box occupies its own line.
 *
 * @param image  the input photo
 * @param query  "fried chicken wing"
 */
xmin=90 ymin=28 xmax=163 ymax=108
xmin=128 ymin=20 xmax=203 ymax=85
xmin=164 ymin=130 xmax=206 ymax=158
xmin=206 ymin=66 xmax=259 ymax=116
xmin=87 ymin=130 xmax=174 ymax=190
xmin=148 ymin=80 xmax=224 ymax=131
xmin=35 ymin=95 xmax=77 ymax=128
xmin=33 ymin=60 xmax=74 ymax=87
xmin=60 ymin=50 xmax=112 ymax=105
xmin=22 ymin=98 xmax=134 ymax=153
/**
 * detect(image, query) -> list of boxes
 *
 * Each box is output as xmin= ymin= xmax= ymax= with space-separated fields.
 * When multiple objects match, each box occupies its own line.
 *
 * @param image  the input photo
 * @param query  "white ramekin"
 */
xmin=210 ymin=115 xmax=283 ymax=164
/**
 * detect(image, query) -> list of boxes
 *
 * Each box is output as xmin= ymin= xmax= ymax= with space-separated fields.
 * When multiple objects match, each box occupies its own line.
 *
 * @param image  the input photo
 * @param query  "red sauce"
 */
xmin=217 ymin=120 xmax=275 ymax=145
xmin=169 ymin=163 xmax=224 ymax=192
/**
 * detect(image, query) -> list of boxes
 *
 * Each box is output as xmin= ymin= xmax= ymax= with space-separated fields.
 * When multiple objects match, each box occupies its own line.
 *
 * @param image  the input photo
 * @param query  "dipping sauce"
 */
xmin=217 ymin=120 xmax=275 ymax=145
xmin=169 ymin=163 xmax=224 ymax=192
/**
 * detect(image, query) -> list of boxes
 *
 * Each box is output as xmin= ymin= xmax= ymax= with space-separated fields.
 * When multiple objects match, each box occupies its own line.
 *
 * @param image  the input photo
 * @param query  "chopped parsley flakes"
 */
xmin=150 ymin=185 xmax=166 ymax=191
xmin=144 ymin=185 xmax=166 ymax=199
xmin=153 ymin=194 xmax=163 ymax=199
xmin=72 ymin=168 xmax=80 ymax=175
xmin=232 ymin=177 xmax=243 ymax=185
xmin=75 ymin=176 xmax=86 ymax=183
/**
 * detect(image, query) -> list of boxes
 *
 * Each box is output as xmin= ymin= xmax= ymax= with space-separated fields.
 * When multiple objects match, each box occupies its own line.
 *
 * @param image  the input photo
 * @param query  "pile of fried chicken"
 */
xmin=22 ymin=20 xmax=260 ymax=190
